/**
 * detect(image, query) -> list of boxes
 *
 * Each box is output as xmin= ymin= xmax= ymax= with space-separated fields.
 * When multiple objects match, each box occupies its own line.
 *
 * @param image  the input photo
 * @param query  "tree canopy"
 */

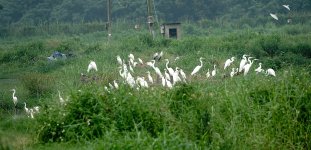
xmin=0 ymin=0 xmax=310 ymax=25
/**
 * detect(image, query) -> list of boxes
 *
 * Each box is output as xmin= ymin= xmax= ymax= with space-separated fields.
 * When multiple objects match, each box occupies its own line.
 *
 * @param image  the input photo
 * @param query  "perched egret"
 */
xmin=282 ymin=5 xmax=290 ymax=11
xmin=211 ymin=64 xmax=217 ymax=77
xmin=165 ymin=59 xmax=175 ymax=76
xmin=87 ymin=60 xmax=98 ymax=72
xmin=270 ymin=13 xmax=278 ymax=20
xmin=266 ymin=68 xmax=276 ymax=77
xmin=206 ymin=69 xmax=211 ymax=79
xmin=147 ymin=71 xmax=153 ymax=84
xmin=150 ymin=60 xmax=163 ymax=78
xmin=11 ymin=89 xmax=18 ymax=106
xmin=116 ymin=55 xmax=123 ymax=66
xmin=224 ymin=57 xmax=235 ymax=70
xmin=239 ymin=54 xmax=248 ymax=72
xmin=191 ymin=57 xmax=204 ymax=76
xmin=255 ymin=63 xmax=264 ymax=74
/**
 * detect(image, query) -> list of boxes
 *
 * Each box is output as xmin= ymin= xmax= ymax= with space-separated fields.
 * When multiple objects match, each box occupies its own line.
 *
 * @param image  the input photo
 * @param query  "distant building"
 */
xmin=160 ymin=23 xmax=181 ymax=39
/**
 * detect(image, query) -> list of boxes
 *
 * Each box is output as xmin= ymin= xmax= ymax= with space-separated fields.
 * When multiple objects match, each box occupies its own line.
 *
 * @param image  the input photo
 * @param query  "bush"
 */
xmin=21 ymin=73 xmax=55 ymax=98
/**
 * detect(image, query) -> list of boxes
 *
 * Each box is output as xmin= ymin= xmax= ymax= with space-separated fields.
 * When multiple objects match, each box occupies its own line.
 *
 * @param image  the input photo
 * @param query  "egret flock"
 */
xmin=270 ymin=4 xmax=291 ymax=21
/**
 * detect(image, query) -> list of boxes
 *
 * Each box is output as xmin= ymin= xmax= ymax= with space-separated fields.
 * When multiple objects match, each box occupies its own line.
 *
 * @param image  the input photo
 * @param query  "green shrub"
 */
xmin=21 ymin=73 xmax=55 ymax=98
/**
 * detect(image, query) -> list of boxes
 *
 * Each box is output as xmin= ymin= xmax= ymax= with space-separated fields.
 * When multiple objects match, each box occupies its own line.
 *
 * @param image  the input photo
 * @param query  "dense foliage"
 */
xmin=0 ymin=0 xmax=311 ymax=25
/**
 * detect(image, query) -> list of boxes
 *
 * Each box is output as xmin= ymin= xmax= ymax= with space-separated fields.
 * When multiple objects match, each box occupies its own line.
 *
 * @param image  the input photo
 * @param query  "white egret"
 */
xmin=230 ymin=68 xmax=236 ymax=78
xmin=109 ymin=83 xmax=114 ymax=89
xmin=116 ymin=55 xmax=123 ymax=66
xmin=239 ymin=54 xmax=248 ymax=72
xmin=206 ymin=69 xmax=211 ymax=79
xmin=266 ymin=68 xmax=276 ymax=77
xmin=11 ymin=89 xmax=18 ymax=106
xmin=161 ymin=76 xmax=166 ymax=87
xmin=172 ymin=67 xmax=182 ymax=85
xmin=270 ymin=13 xmax=278 ymax=20
xmin=165 ymin=59 xmax=175 ymax=76
xmin=174 ymin=56 xmax=180 ymax=62
xmin=211 ymin=64 xmax=217 ymax=77
xmin=243 ymin=58 xmax=257 ymax=76
xmin=24 ymin=102 xmax=30 ymax=117
xmin=129 ymin=61 xmax=134 ymax=73
xmin=282 ymin=5 xmax=290 ymax=11
xmin=166 ymin=78 xmax=173 ymax=89
xmin=33 ymin=106 xmax=40 ymax=113
xmin=128 ymin=53 xmax=135 ymax=61
xmin=179 ymin=69 xmax=187 ymax=82
xmin=191 ymin=57 xmax=204 ymax=76
xmin=164 ymin=69 xmax=171 ymax=81
xmin=153 ymin=51 xmax=163 ymax=61
xmin=150 ymin=60 xmax=163 ymax=78
xmin=255 ymin=63 xmax=264 ymax=74
xmin=224 ymin=57 xmax=235 ymax=70
xmin=29 ymin=109 xmax=34 ymax=119
xmin=113 ymin=80 xmax=119 ymax=89
xmin=138 ymin=58 xmax=143 ymax=65
xmin=147 ymin=71 xmax=153 ymax=84
xmin=87 ymin=60 xmax=98 ymax=73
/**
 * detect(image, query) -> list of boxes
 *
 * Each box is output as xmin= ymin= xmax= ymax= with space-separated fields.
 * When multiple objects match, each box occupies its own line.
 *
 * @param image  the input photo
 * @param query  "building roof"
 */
xmin=162 ymin=22 xmax=181 ymax=26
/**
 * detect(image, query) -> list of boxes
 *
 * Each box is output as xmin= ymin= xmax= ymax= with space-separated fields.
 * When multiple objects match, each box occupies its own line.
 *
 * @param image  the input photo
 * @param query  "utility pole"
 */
xmin=147 ymin=0 xmax=155 ymax=39
xmin=107 ymin=0 xmax=112 ymax=41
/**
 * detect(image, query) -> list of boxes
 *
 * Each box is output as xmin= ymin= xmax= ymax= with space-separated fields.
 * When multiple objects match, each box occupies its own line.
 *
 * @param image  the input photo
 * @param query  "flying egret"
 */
xmin=191 ymin=57 xmax=204 ymax=76
xmin=147 ymin=71 xmax=153 ymax=84
xmin=165 ymin=59 xmax=175 ymax=76
xmin=87 ymin=60 xmax=98 ymax=72
xmin=255 ymin=63 xmax=264 ymax=74
xmin=282 ymin=5 xmax=290 ymax=11
xmin=116 ymin=55 xmax=123 ymax=66
xmin=11 ymin=89 xmax=18 ymax=106
xmin=206 ymin=69 xmax=211 ymax=79
xmin=211 ymin=64 xmax=217 ymax=77
xmin=266 ymin=68 xmax=276 ymax=77
xmin=224 ymin=57 xmax=235 ymax=70
xmin=239 ymin=54 xmax=248 ymax=72
xmin=270 ymin=13 xmax=278 ymax=20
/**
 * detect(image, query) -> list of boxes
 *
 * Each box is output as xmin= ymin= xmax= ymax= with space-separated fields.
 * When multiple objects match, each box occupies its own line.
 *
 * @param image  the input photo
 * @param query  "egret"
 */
xmin=109 ymin=83 xmax=114 ymax=90
xmin=29 ymin=109 xmax=34 ymax=119
xmin=239 ymin=54 xmax=248 ymax=72
xmin=174 ymin=56 xmax=180 ymax=62
xmin=128 ymin=53 xmax=135 ymax=61
xmin=243 ymin=58 xmax=257 ymax=76
xmin=138 ymin=58 xmax=144 ymax=65
xmin=129 ymin=61 xmax=134 ymax=73
xmin=224 ymin=57 xmax=235 ymax=70
xmin=153 ymin=51 xmax=163 ymax=61
xmin=255 ymin=63 xmax=264 ymax=74
xmin=150 ymin=60 xmax=163 ymax=78
xmin=266 ymin=68 xmax=276 ymax=77
xmin=165 ymin=59 xmax=175 ymax=76
xmin=172 ymin=67 xmax=182 ymax=85
xmin=147 ymin=71 xmax=153 ymax=84
xmin=87 ymin=60 xmax=98 ymax=73
xmin=179 ymin=69 xmax=187 ymax=82
xmin=33 ymin=106 xmax=40 ymax=113
xmin=191 ymin=57 xmax=204 ymax=76
xmin=270 ymin=13 xmax=278 ymax=20
xmin=24 ymin=102 xmax=30 ymax=116
xmin=113 ymin=80 xmax=119 ymax=89
xmin=211 ymin=64 xmax=217 ymax=77
xmin=116 ymin=55 xmax=123 ymax=66
xmin=230 ymin=68 xmax=236 ymax=78
xmin=164 ymin=69 xmax=171 ymax=81
xmin=161 ymin=76 xmax=166 ymax=87
xmin=165 ymin=78 xmax=173 ymax=89
xmin=206 ymin=69 xmax=211 ymax=79
xmin=282 ymin=5 xmax=290 ymax=11
xmin=11 ymin=89 xmax=18 ymax=106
